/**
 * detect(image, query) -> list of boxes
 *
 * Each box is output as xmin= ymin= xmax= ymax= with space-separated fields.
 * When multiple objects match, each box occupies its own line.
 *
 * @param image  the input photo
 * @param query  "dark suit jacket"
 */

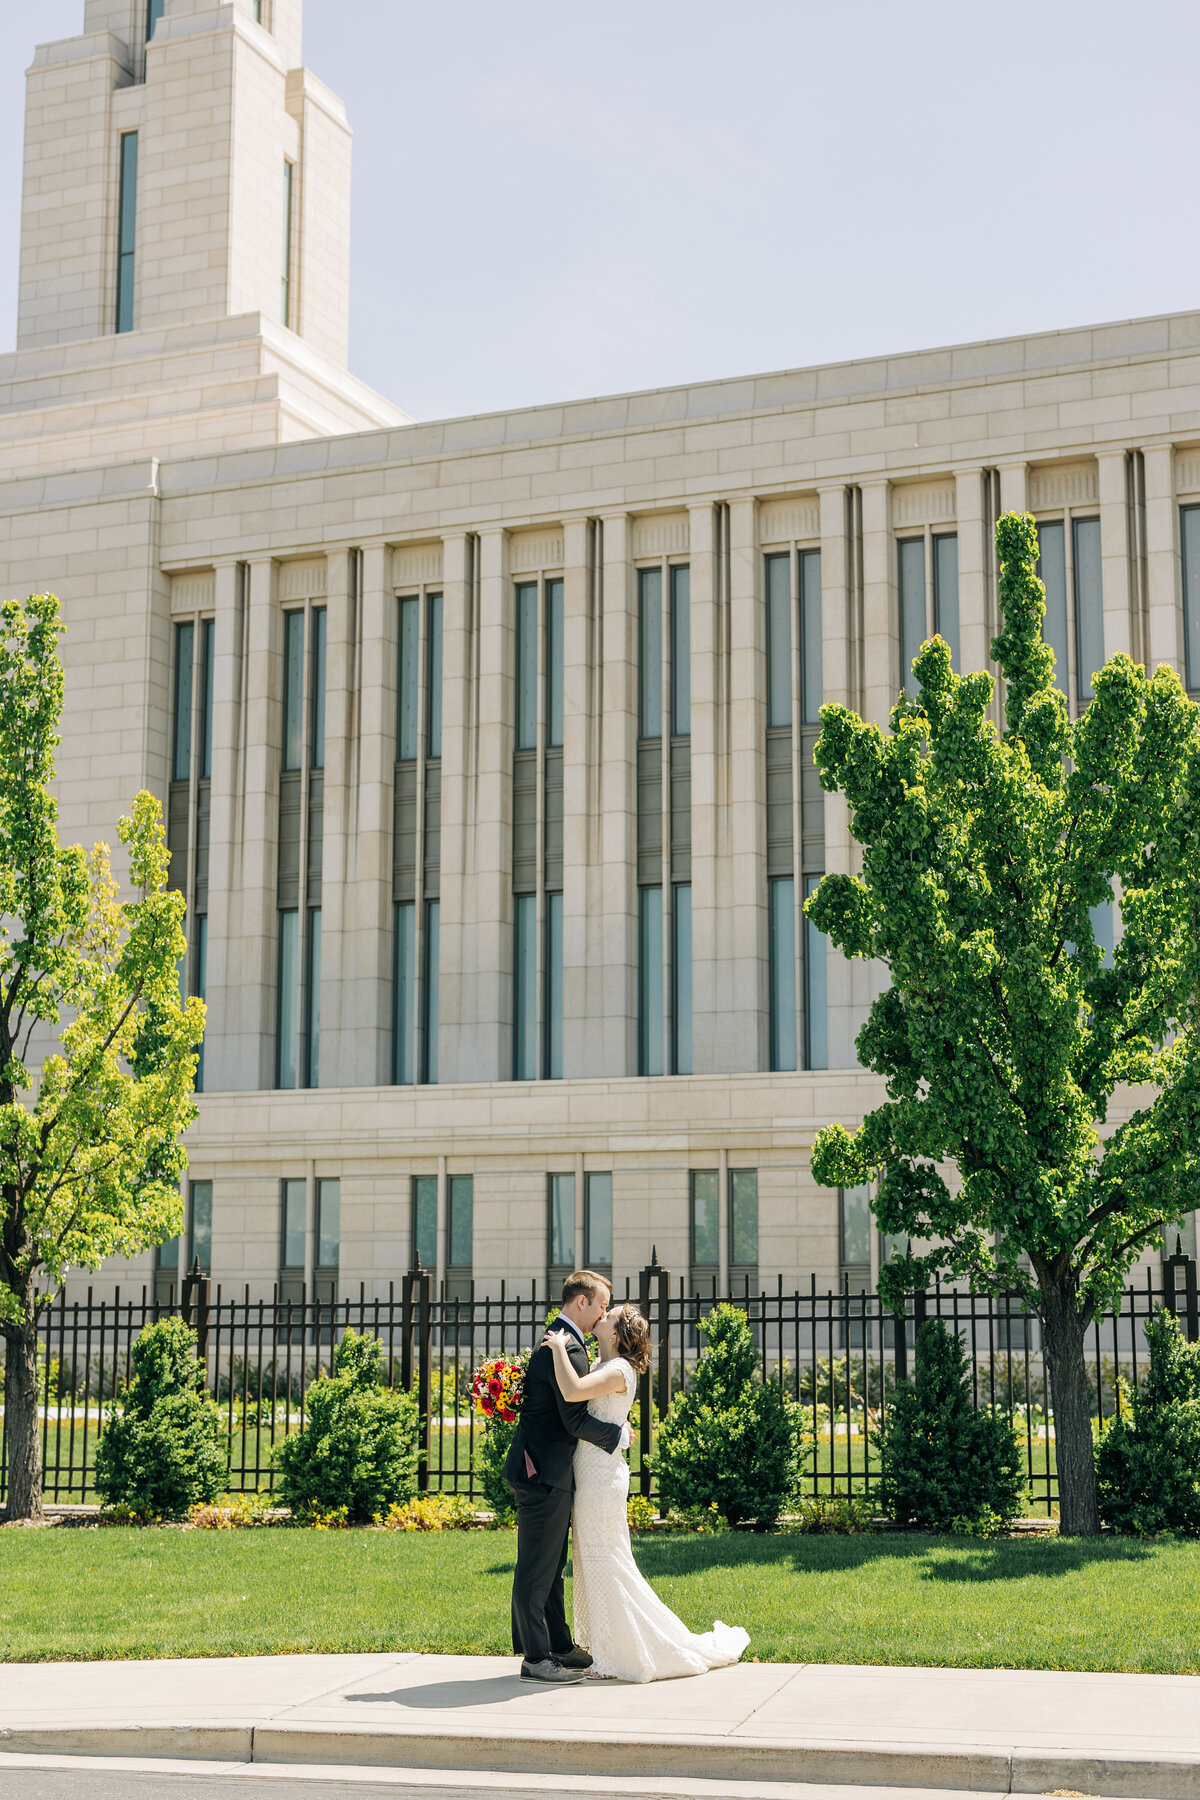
xmin=503 ymin=1325 xmax=623 ymax=1492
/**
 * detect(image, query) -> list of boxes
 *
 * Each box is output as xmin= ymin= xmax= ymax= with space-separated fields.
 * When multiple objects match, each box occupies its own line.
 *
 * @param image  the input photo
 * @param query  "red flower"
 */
xmin=488 ymin=1378 xmax=502 ymax=1396
xmin=481 ymin=1397 xmax=494 ymax=1416
xmin=499 ymin=1407 xmax=516 ymax=1423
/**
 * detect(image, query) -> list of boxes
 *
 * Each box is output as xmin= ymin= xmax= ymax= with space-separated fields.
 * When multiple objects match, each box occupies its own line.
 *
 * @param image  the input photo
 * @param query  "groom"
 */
xmin=504 ymin=1269 xmax=631 ymax=1684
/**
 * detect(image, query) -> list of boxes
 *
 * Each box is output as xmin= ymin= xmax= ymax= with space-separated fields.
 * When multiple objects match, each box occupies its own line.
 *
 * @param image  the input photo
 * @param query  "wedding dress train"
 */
xmin=571 ymin=1357 xmax=750 ymax=1682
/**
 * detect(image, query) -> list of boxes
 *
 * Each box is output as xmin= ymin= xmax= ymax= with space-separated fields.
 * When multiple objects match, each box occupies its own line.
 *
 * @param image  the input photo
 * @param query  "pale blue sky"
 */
xmin=2 ymin=0 xmax=1198 ymax=422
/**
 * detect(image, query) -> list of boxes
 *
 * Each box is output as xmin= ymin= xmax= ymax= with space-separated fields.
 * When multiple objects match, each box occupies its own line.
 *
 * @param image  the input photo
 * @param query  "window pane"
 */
xmin=173 ymin=622 xmax=194 ymax=781
xmin=546 ymin=579 xmax=564 ymax=748
xmin=638 ymin=886 xmax=663 ymax=1076
xmin=545 ymin=890 xmax=563 ymax=1079
xmin=281 ymin=1178 xmax=306 ymax=1269
xmin=671 ymin=565 xmax=690 ymax=735
xmin=586 ymin=1173 xmax=613 ymax=1267
xmin=898 ymin=538 xmax=926 ymax=691
xmin=690 ymin=1170 xmax=719 ymax=1266
xmin=549 ymin=1173 xmax=575 ymax=1268
xmin=310 ymin=608 xmax=326 ymax=769
xmin=516 ymin=582 xmax=538 ymax=749
xmin=413 ymin=1175 xmax=437 ymax=1269
xmin=933 ymin=534 xmax=960 ymax=671
xmin=1090 ymin=890 xmax=1114 ymax=966
xmin=157 ymin=1231 xmax=179 ymax=1272
xmin=281 ymin=160 xmax=293 ymax=327
xmin=1037 ymin=520 xmax=1069 ymax=692
xmin=729 ymin=1169 xmax=758 ymax=1268
xmin=448 ymin=1175 xmax=473 ymax=1269
xmin=199 ymin=618 xmax=214 ymax=779
xmin=638 ymin=567 xmax=663 ymax=738
xmin=422 ymin=900 xmax=439 ymax=1084
xmin=194 ymin=914 xmax=207 ymax=1093
xmin=769 ymin=877 xmax=797 ymax=1072
xmin=147 ymin=0 xmax=165 ymax=38
xmin=513 ymin=893 xmax=537 ymax=1079
xmin=397 ymin=597 xmax=419 ymax=760
xmin=190 ymin=1181 xmax=213 ymax=1274
xmin=800 ymin=549 xmax=823 ymax=725
xmin=765 ymin=553 xmax=792 ymax=729
xmin=672 ymin=883 xmax=692 ymax=1075
xmin=305 ymin=908 xmax=321 ymax=1089
xmin=1073 ymin=516 xmax=1104 ymax=705
xmin=116 ymin=133 xmax=138 ymax=334
xmin=804 ymin=873 xmax=828 ymax=1071
xmin=277 ymin=909 xmax=299 ymax=1089
xmin=1182 ymin=507 xmax=1200 ymax=693
xmin=426 ymin=591 xmax=443 ymax=758
xmin=317 ymin=1178 xmax=340 ymax=1268
xmin=394 ymin=901 xmax=415 ymax=1084
xmin=283 ymin=610 xmax=304 ymax=769
xmin=840 ymin=1184 xmax=871 ymax=1266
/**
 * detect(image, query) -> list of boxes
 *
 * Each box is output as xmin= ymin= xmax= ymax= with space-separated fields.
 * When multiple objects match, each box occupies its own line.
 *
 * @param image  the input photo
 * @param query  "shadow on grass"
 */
xmin=624 ymin=1530 xmax=1162 ymax=1582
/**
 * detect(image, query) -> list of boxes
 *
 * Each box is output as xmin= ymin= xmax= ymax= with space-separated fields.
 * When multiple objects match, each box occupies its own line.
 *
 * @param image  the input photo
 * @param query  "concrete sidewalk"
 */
xmin=1 ymin=1654 xmax=1198 ymax=1797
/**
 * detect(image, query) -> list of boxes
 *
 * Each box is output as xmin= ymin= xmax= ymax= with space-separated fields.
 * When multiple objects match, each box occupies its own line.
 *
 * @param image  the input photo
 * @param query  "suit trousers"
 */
xmin=510 ymin=1478 xmax=574 ymax=1663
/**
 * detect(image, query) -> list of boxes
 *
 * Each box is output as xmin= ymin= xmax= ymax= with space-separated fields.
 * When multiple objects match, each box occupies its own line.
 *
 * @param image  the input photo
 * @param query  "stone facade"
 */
xmin=0 ymin=2 xmax=1196 ymax=1302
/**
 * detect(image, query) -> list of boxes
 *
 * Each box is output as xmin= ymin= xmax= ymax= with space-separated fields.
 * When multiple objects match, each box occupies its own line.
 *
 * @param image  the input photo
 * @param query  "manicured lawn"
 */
xmin=0 ymin=1527 xmax=1194 ymax=1672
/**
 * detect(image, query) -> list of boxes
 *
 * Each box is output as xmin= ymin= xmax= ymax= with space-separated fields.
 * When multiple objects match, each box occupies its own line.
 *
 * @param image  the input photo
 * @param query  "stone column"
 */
xmin=1144 ymin=447 xmax=1183 ymax=676
xmin=860 ymin=481 xmax=893 ymax=729
xmin=819 ymin=485 xmax=856 ymax=1071
xmin=956 ymin=470 xmax=990 ymax=676
xmin=317 ymin=547 xmax=355 ymax=1087
xmin=341 ymin=544 xmax=395 ymax=1087
xmin=688 ymin=502 xmax=720 ymax=1074
xmin=201 ymin=559 xmax=242 ymax=1092
xmin=596 ymin=513 xmax=637 ymax=1076
xmin=998 ymin=463 xmax=1028 ymax=518
xmin=722 ymin=498 xmax=766 ymax=1071
xmin=1098 ymin=451 xmax=1133 ymax=662
xmin=561 ymin=518 xmax=594 ymax=1078
xmin=436 ymin=532 xmax=473 ymax=1084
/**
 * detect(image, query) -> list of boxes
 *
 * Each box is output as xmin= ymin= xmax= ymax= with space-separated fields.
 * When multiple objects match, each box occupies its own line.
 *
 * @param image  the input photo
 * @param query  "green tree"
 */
xmin=0 ymin=594 xmax=201 ymax=1521
xmin=806 ymin=514 xmax=1200 ymax=1536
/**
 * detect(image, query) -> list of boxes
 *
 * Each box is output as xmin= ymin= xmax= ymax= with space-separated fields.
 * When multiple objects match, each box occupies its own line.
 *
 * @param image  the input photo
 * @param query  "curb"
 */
xmin=4 ymin=1722 xmax=1200 ymax=1796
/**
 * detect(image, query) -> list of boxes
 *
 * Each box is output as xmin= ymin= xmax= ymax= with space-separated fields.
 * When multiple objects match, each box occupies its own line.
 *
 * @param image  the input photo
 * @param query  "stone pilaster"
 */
xmin=1144 ymin=447 xmax=1183 ymax=677
xmin=1098 ymin=451 xmax=1133 ymax=661
xmin=343 ymin=544 xmax=395 ymax=1086
xmin=201 ymin=559 xmax=242 ymax=1092
xmin=596 ymin=513 xmax=637 ymax=1077
xmin=225 ymin=556 xmax=280 ymax=1091
xmin=315 ymin=547 xmax=355 ymax=1087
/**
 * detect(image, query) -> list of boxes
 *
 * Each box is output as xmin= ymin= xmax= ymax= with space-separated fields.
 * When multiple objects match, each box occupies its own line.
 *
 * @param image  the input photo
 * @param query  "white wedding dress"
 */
xmin=571 ymin=1356 xmax=750 ymax=1682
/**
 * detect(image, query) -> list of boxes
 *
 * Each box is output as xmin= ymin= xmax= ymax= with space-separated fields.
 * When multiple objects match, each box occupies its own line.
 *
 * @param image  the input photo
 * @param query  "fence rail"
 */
xmin=3 ymin=1249 xmax=1197 ymax=1513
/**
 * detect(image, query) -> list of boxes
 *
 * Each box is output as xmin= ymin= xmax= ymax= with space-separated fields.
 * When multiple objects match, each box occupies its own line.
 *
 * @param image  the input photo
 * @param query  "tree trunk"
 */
xmin=1040 ymin=1277 xmax=1099 ymax=1536
xmin=3 ymin=1315 xmax=44 ymax=1522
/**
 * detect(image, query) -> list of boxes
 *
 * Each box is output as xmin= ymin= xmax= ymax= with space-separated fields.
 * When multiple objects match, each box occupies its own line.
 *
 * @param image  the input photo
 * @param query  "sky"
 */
xmin=1 ymin=0 xmax=1198 ymax=423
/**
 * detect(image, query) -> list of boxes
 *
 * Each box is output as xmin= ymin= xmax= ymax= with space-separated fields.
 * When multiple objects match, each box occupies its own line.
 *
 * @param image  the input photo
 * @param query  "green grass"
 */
xmin=0 ymin=1528 xmax=1195 ymax=1672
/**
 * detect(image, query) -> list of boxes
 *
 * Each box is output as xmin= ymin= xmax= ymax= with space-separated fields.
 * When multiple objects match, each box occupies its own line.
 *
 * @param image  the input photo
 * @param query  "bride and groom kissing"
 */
xmin=504 ymin=1268 xmax=748 ymax=1685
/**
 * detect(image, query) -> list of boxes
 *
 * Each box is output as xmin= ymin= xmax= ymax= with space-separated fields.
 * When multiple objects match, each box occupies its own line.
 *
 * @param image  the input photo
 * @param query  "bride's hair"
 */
xmin=612 ymin=1304 xmax=652 ymax=1375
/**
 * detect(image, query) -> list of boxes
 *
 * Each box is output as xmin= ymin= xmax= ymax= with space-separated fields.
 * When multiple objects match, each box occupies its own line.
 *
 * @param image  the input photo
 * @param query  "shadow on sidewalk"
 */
xmin=347 ymin=1672 xmax=548 ymax=1709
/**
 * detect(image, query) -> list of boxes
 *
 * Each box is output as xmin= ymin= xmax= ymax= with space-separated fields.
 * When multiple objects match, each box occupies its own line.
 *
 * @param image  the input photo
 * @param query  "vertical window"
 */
xmin=304 ymin=909 xmax=321 ymax=1088
xmin=447 ymin=1175 xmax=473 ymax=1271
xmin=513 ymin=894 xmax=537 ymax=1080
xmin=1181 ymin=506 xmax=1200 ymax=695
xmin=116 ymin=133 xmax=138 ymax=334
xmin=766 ymin=553 xmax=792 ymax=728
xmin=316 ymin=1178 xmax=339 ymax=1277
xmin=585 ymin=1173 xmax=613 ymax=1271
xmin=146 ymin=0 xmax=165 ymax=38
xmin=310 ymin=607 xmax=326 ymax=770
xmin=398 ymin=597 xmax=419 ymax=760
xmin=254 ymin=0 xmax=264 ymax=22
xmin=769 ymin=876 xmax=797 ymax=1072
xmin=199 ymin=618 xmax=214 ymax=779
xmin=426 ymin=592 xmax=443 ymax=758
xmin=1090 ymin=889 xmax=1115 ymax=966
xmin=173 ymin=622 xmax=195 ymax=782
xmin=933 ymin=533 xmax=960 ymax=671
xmin=898 ymin=537 xmax=926 ymax=691
xmin=190 ymin=1180 xmax=213 ymax=1275
xmin=638 ymin=887 xmax=663 ymax=1077
xmin=545 ymin=890 xmax=563 ymax=1080
xmin=799 ymin=548 xmax=823 ymax=724
xmin=393 ymin=902 xmax=415 ymax=1084
xmin=422 ymin=900 xmax=439 ymax=1084
xmin=1037 ymin=520 xmax=1069 ymax=692
xmin=638 ymin=568 xmax=663 ymax=738
xmin=277 ymin=910 xmax=299 ymax=1089
xmin=282 ymin=611 xmax=304 ymax=770
xmin=690 ymin=1170 xmax=719 ymax=1274
xmin=839 ymin=1184 xmax=872 ymax=1271
xmin=729 ymin=1170 xmax=758 ymax=1277
xmin=548 ymin=1173 xmax=575 ymax=1275
xmin=281 ymin=1178 xmax=306 ymax=1273
xmin=671 ymin=565 xmax=691 ymax=735
xmin=546 ymin=577 xmax=564 ymax=748
xmin=804 ymin=873 xmax=828 ymax=1071
xmin=1072 ymin=516 xmax=1103 ymax=706
xmin=672 ymin=883 xmax=692 ymax=1075
xmin=412 ymin=1175 xmax=437 ymax=1270
xmin=281 ymin=161 xmax=294 ymax=327
xmin=515 ymin=582 xmax=538 ymax=750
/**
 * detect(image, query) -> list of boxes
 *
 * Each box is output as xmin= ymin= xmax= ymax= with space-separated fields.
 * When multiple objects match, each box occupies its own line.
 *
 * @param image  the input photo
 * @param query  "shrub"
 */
xmin=188 ymin=1491 xmax=279 ymax=1530
xmin=877 ymin=1319 xmax=1025 ymax=1530
xmin=626 ymin=1494 xmax=657 ymax=1532
xmin=383 ymin=1493 xmax=476 ymax=1531
xmin=94 ymin=1317 xmax=227 ymax=1521
xmin=273 ymin=1330 xmax=419 ymax=1523
xmin=1097 ymin=1308 xmax=1200 ymax=1536
xmin=660 ymin=1501 xmax=729 ymax=1534
xmin=474 ymin=1415 xmax=518 ymax=1524
xmin=781 ymin=1495 xmax=876 ymax=1535
xmin=655 ymin=1305 xmax=804 ymax=1528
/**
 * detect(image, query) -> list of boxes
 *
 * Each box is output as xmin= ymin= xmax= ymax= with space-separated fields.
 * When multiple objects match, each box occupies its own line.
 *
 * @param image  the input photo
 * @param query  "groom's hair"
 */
xmin=561 ymin=1269 xmax=612 ymax=1307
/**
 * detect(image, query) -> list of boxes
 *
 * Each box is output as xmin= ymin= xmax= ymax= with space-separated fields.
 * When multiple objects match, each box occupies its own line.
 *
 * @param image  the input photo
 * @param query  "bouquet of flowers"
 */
xmin=470 ymin=1353 xmax=527 ymax=1425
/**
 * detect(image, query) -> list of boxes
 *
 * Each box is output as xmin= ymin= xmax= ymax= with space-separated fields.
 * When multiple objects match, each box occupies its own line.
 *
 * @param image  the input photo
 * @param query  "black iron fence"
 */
xmin=3 ymin=1248 xmax=1197 ymax=1514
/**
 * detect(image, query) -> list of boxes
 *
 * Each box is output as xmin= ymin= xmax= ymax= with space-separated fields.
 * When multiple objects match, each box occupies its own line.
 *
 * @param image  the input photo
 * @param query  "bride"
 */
xmin=542 ymin=1303 xmax=749 ymax=1683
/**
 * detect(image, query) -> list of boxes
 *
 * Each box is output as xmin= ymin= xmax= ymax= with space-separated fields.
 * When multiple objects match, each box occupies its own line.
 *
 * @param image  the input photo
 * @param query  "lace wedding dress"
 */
xmin=571 ymin=1357 xmax=750 ymax=1682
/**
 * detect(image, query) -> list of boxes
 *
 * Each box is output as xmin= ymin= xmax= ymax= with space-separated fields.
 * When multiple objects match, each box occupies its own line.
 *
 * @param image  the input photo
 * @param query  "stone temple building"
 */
xmin=2 ymin=0 xmax=1197 ymax=1305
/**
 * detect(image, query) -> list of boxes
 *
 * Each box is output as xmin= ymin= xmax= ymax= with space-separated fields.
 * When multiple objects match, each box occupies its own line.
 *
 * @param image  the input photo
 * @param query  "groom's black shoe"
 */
xmin=554 ymin=1645 xmax=594 ymax=1669
xmin=520 ymin=1657 xmax=587 ymax=1684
